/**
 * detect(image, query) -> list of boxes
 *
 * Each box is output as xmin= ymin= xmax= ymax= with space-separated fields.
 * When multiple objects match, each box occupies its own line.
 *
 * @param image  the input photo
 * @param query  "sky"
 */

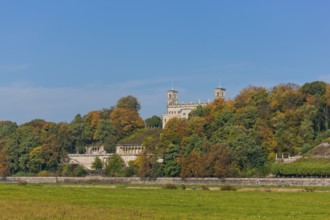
xmin=0 ymin=1 xmax=329 ymax=124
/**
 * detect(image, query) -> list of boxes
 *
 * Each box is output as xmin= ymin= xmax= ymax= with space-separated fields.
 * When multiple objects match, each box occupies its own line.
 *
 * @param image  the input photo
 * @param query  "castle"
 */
xmin=162 ymin=86 xmax=226 ymax=128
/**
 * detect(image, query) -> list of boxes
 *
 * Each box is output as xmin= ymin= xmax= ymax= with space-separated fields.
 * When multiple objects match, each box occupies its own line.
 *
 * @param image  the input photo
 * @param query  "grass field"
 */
xmin=0 ymin=184 xmax=330 ymax=219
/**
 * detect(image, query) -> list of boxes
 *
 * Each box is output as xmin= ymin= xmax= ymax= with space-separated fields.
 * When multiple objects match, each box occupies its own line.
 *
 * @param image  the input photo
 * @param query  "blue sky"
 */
xmin=0 ymin=1 xmax=329 ymax=124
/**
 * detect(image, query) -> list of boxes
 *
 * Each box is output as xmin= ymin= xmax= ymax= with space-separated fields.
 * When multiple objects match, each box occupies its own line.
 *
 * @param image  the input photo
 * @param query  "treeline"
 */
xmin=137 ymin=81 xmax=330 ymax=178
xmin=0 ymin=95 xmax=162 ymax=176
xmin=1 ymin=81 xmax=330 ymax=178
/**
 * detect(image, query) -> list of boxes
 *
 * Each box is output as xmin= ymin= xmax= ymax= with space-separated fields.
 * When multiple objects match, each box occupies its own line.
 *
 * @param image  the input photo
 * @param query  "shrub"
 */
xmin=17 ymin=180 xmax=28 ymax=186
xmin=305 ymin=187 xmax=315 ymax=192
xmin=201 ymin=186 xmax=210 ymax=190
xmin=37 ymin=170 xmax=49 ymax=177
xmin=91 ymin=157 xmax=103 ymax=172
xmin=105 ymin=154 xmax=125 ymax=177
xmin=125 ymin=166 xmax=136 ymax=177
xmin=61 ymin=164 xmax=74 ymax=176
xmin=13 ymin=172 xmax=35 ymax=177
xmin=162 ymin=184 xmax=177 ymax=190
xmin=73 ymin=165 xmax=87 ymax=177
xmin=86 ymin=178 xmax=101 ymax=184
xmin=301 ymin=144 xmax=313 ymax=154
xmin=181 ymin=184 xmax=186 ymax=190
xmin=220 ymin=184 xmax=237 ymax=191
xmin=271 ymin=159 xmax=330 ymax=177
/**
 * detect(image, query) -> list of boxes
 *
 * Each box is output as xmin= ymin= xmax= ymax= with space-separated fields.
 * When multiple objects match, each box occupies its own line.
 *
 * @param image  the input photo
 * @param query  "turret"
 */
xmin=214 ymin=87 xmax=226 ymax=99
xmin=167 ymin=89 xmax=178 ymax=106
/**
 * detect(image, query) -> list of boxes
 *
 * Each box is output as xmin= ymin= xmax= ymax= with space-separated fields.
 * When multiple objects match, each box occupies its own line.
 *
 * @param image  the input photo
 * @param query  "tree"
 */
xmin=91 ymin=156 xmax=103 ymax=171
xmin=117 ymin=95 xmax=141 ymax=112
xmin=179 ymin=150 xmax=203 ymax=178
xmin=70 ymin=114 xmax=92 ymax=153
xmin=28 ymin=136 xmax=67 ymax=173
xmin=188 ymin=105 xmax=210 ymax=118
xmin=301 ymin=81 xmax=327 ymax=96
xmin=110 ymin=108 xmax=145 ymax=139
xmin=136 ymin=151 xmax=163 ymax=179
xmin=0 ymin=147 xmax=9 ymax=177
xmin=159 ymin=118 xmax=187 ymax=148
xmin=0 ymin=121 xmax=17 ymax=137
xmin=210 ymin=144 xmax=234 ymax=177
xmin=145 ymin=115 xmax=162 ymax=128
xmin=225 ymin=126 xmax=267 ymax=170
xmin=186 ymin=117 xmax=207 ymax=137
xmin=163 ymin=145 xmax=181 ymax=177
xmin=104 ymin=154 xmax=125 ymax=176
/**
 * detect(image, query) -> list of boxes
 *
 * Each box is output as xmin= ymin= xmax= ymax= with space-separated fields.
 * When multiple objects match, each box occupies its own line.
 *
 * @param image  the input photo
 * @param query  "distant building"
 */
xmin=68 ymin=145 xmax=143 ymax=169
xmin=85 ymin=146 xmax=107 ymax=155
xmin=116 ymin=144 xmax=144 ymax=155
xmin=162 ymin=86 xmax=226 ymax=128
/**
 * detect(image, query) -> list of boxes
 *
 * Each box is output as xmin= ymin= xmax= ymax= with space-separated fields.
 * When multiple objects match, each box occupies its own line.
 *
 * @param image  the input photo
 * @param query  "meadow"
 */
xmin=0 ymin=183 xmax=330 ymax=219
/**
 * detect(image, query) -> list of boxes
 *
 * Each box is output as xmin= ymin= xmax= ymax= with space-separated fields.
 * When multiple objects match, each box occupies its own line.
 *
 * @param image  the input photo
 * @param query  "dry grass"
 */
xmin=0 ymin=199 xmax=155 ymax=220
xmin=126 ymin=186 xmax=162 ymax=190
xmin=62 ymin=185 xmax=117 ymax=189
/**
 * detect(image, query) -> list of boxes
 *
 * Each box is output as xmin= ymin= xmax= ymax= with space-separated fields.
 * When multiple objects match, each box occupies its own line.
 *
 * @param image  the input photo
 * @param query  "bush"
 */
xmin=220 ymin=184 xmax=237 ymax=191
xmin=271 ymin=159 xmax=330 ymax=177
xmin=201 ymin=186 xmax=210 ymax=190
xmin=304 ymin=187 xmax=315 ymax=192
xmin=37 ymin=170 xmax=49 ymax=177
xmin=162 ymin=184 xmax=177 ymax=190
xmin=60 ymin=164 xmax=88 ymax=177
xmin=61 ymin=164 xmax=74 ymax=176
xmin=72 ymin=165 xmax=87 ymax=177
xmin=125 ymin=166 xmax=136 ymax=177
xmin=181 ymin=184 xmax=186 ymax=190
xmin=86 ymin=178 xmax=101 ymax=184
xmin=17 ymin=180 xmax=28 ymax=186
xmin=301 ymin=144 xmax=313 ymax=154
xmin=105 ymin=154 xmax=125 ymax=177
xmin=13 ymin=172 xmax=35 ymax=177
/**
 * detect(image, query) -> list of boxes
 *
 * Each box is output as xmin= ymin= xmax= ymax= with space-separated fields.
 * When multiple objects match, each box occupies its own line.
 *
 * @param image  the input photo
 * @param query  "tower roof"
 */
xmin=215 ymin=87 xmax=226 ymax=91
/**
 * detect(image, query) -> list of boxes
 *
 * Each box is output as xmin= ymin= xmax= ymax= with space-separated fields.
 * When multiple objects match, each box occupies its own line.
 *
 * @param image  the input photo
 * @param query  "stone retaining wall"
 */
xmin=2 ymin=176 xmax=330 ymax=186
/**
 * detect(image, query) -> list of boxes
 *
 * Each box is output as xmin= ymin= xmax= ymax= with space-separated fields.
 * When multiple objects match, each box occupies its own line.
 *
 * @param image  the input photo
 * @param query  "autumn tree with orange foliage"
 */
xmin=110 ymin=95 xmax=144 ymax=139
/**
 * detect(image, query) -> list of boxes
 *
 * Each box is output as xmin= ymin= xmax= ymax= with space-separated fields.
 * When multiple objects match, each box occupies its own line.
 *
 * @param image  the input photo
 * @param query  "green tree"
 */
xmin=225 ymin=126 xmax=267 ymax=170
xmin=28 ymin=136 xmax=67 ymax=173
xmin=70 ymin=114 xmax=92 ymax=153
xmin=91 ymin=156 xmax=103 ymax=171
xmin=159 ymin=118 xmax=187 ymax=148
xmin=188 ymin=105 xmax=210 ymax=118
xmin=145 ymin=115 xmax=162 ymax=128
xmin=0 ymin=121 xmax=17 ymax=137
xmin=105 ymin=154 xmax=125 ymax=176
xmin=117 ymin=95 xmax=141 ymax=112
xmin=301 ymin=81 xmax=327 ymax=96
xmin=163 ymin=145 xmax=181 ymax=177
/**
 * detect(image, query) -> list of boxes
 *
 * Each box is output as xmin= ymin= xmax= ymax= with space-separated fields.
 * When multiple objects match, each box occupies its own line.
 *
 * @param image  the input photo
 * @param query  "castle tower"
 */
xmin=214 ymin=87 xmax=226 ymax=99
xmin=167 ymin=89 xmax=178 ymax=106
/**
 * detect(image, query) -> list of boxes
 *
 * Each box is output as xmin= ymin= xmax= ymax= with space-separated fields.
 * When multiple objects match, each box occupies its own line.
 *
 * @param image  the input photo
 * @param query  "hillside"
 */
xmin=307 ymin=143 xmax=330 ymax=157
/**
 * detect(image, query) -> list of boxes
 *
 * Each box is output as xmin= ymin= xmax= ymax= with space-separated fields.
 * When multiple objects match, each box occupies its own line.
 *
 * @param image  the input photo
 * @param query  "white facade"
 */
xmin=69 ymin=145 xmax=143 ymax=169
xmin=162 ymin=87 xmax=226 ymax=128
